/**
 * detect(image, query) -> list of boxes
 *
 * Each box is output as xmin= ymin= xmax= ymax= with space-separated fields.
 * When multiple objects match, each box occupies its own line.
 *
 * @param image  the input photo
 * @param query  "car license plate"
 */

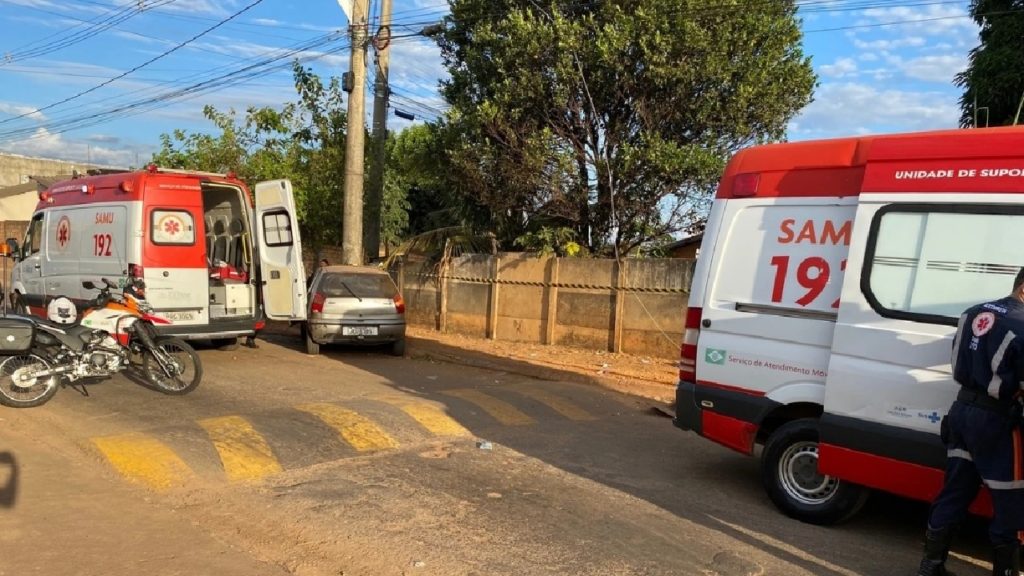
xmin=163 ymin=311 xmax=196 ymax=322
xmin=342 ymin=326 xmax=378 ymax=336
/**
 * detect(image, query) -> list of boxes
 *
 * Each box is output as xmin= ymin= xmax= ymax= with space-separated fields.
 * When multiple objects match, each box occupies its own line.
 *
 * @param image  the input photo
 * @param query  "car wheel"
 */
xmin=761 ymin=418 xmax=869 ymax=525
xmin=304 ymin=327 xmax=320 ymax=355
xmin=390 ymin=338 xmax=406 ymax=357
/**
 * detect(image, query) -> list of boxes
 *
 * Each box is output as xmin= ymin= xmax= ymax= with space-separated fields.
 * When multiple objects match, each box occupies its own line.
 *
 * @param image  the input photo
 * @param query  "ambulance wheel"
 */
xmin=11 ymin=295 xmax=26 ymax=316
xmin=761 ymin=418 xmax=869 ymax=525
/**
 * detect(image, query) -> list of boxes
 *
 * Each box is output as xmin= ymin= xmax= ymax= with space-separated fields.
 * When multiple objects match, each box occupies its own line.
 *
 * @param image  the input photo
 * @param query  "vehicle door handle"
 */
xmin=33 ymin=264 xmax=40 ymax=270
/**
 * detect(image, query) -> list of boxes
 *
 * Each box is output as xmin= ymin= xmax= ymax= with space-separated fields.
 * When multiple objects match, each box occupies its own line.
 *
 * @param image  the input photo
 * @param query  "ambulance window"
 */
xmin=24 ymin=214 xmax=43 ymax=256
xmin=150 ymin=210 xmax=195 ymax=245
xmin=864 ymin=204 xmax=1024 ymax=324
xmin=262 ymin=210 xmax=293 ymax=247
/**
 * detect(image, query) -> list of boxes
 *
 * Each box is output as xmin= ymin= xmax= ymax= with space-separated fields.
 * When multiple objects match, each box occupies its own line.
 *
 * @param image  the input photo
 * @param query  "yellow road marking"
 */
xmin=198 ymin=415 xmax=282 ymax=482
xmin=297 ymin=403 xmax=399 ymax=452
xmin=92 ymin=433 xmax=194 ymax=491
xmin=442 ymin=389 xmax=535 ymax=426
xmin=375 ymin=397 xmax=472 ymax=437
xmin=515 ymin=387 xmax=596 ymax=421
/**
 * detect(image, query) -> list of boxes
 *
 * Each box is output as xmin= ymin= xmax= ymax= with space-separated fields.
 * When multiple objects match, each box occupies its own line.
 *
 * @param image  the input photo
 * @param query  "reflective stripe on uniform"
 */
xmin=948 ymin=448 xmax=973 ymax=462
xmin=951 ymin=312 xmax=968 ymax=375
xmin=988 ymin=330 xmax=1017 ymax=399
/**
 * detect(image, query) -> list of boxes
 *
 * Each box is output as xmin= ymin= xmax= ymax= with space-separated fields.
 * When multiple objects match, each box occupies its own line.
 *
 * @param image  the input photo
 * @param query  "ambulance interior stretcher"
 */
xmin=202 ymin=182 xmax=254 ymax=320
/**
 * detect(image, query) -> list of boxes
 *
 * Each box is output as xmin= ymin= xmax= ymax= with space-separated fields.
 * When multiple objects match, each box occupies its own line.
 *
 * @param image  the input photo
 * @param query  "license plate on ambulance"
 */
xmin=342 ymin=326 xmax=378 ymax=336
xmin=163 ymin=311 xmax=196 ymax=322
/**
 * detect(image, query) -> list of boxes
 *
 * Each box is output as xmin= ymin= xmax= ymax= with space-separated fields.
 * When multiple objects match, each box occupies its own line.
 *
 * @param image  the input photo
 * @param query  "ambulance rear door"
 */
xmin=695 ymin=192 xmax=856 ymax=413
xmin=253 ymin=179 xmax=307 ymax=321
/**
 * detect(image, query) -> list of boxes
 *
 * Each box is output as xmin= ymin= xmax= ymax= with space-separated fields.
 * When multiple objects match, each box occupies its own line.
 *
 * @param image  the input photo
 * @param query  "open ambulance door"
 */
xmin=254 ymin=179 xmax=307 ymax=321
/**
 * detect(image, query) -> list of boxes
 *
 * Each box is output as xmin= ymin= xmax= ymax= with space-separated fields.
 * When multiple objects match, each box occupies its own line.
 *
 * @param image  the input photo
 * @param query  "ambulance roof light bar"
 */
xmin=143 ymin=165 xmax=239 ymax=180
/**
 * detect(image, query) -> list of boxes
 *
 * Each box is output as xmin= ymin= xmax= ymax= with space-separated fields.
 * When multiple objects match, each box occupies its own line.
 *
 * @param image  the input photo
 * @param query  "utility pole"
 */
xmin=365 ymin=0 xmax=392 ymax=263
xmin=341 ymin=0 xmax=369 ymax=266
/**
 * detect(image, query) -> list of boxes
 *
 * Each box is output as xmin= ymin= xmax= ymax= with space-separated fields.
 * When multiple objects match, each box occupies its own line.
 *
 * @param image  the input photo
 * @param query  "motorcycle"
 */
xmin=0 ymin=277 xmax=202 ymax=408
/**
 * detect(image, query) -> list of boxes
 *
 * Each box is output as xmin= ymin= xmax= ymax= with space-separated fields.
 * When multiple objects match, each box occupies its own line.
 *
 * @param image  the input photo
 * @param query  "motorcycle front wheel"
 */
xmin=142 ymin=337 xmax=202 ymax=395
xmin=0 ymin=353 xmax=60 ymax=408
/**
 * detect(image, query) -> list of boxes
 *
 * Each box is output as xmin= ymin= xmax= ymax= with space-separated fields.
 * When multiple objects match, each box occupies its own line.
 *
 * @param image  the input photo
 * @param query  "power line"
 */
xmin=0 ymin=0 xmax=268 ymax=126
xmin=0 ymin=34 xmax=351 ymax=142
xmin=0 ymin=0 xmax=179 ymax=64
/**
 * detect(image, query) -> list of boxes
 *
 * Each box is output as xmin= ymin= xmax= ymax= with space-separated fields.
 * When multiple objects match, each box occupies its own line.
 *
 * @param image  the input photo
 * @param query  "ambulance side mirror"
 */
xmin=5 ymin=238 xmax=19 ymax=260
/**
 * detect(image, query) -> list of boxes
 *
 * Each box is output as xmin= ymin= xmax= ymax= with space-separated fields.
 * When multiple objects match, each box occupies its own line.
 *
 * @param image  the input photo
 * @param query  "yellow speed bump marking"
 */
xmin=375 ymin=397 xmax=471 ymax=437
xmin=515 ymin=387 xmax=596 ymax=421
xmin=442 ymin=388 xmax=535 ymax=426
xmin=198 ymin=415 xmax=282 ymax=482
xmin=92 ymin=433 xmax=194 ymax=491
xmin=297 ymin=403 xmax=399 ymax=452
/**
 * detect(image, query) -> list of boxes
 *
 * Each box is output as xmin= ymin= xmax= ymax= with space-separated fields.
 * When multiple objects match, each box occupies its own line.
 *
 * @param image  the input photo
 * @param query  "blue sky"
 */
xmin=0 ymin=0 xmax=980 ymax=167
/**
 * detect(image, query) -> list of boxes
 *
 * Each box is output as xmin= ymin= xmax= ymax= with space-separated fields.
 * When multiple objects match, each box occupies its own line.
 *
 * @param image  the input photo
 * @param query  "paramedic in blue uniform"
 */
xmin=917 ymin=269 xmax=1024 ymax=576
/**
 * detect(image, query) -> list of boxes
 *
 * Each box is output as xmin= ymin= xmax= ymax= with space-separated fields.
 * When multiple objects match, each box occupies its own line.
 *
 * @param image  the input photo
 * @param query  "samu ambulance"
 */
xmin=8 ymin=166 xmax=307 ymax=345
xmin=674 ymin=126 xmax=1024 ymax=525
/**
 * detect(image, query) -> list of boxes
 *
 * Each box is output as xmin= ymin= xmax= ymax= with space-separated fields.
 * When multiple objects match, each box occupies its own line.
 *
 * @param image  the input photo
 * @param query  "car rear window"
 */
xmin=318 ymin=273 xmax=397 ymax=298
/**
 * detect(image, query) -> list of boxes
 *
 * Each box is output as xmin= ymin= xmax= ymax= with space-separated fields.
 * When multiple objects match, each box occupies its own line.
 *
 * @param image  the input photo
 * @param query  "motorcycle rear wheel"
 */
xmin=0 ymin=354 xmax=59 ymax=408
xmin=142 ymin=337 xmax=202 ymax=395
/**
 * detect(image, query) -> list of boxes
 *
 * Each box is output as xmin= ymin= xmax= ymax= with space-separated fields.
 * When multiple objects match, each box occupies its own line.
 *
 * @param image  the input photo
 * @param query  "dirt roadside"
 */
xmin=264 ymin=322 xmax=679 ymax=406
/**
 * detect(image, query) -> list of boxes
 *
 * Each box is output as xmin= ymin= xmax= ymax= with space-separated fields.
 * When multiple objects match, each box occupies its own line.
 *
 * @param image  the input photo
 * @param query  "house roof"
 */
xmin=665 ymin=233 xmax=703 ymax=250
xmin=0 ymin=182 xmax=39 ymax=200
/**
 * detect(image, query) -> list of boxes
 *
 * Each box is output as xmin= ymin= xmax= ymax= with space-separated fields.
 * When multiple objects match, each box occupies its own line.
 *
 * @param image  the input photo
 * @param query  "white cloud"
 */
xmin=819 ymin=57 xmax=858 ymax=78
xmin=0 ymin=128 xmax=144 ymax=167
xmin=851 ymin=36 xmax=926 ymax=50
xmin=901 ymin=54 xmax=966 ymax=83
xmin=857 ymin=5 xmax=978 ymax=40
xmin=0 ymin=103 xmax=46 ymax=122
xmin=789 ymin=82 xmax=960 ymax=140
xmin=194 ymin=37 xmax=348 ymax=68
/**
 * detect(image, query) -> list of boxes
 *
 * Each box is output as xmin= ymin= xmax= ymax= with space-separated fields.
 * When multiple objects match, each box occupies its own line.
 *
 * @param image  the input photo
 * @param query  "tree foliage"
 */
xmin=436 ymin=0 xmax=816 ymax=255
xmin=956 ymin=0 xmax=1024 ymax=127
xmin=152 ymin=63 xmax=411 ymax=252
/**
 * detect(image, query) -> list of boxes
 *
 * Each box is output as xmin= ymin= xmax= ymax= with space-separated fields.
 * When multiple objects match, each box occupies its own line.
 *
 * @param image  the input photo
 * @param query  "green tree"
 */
xmin=153 ymin=64 xmax=411 ymax=253
xmin=956 ymin=0 xmax=1024 ymax=127
xmin=437 ymin=0 xmax=815 ymax=255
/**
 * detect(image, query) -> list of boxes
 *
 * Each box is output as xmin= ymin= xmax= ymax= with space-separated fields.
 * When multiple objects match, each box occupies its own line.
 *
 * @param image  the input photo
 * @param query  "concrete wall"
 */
xmin=0 ymin=220 xmax=28 ymax=300
xmin=0 ymin=192 xmax=39 ymax=222
xmin=0 ymin=153 xmax=101 ymax=187
xmin=395 ymin=253 xmax=695 ymax=359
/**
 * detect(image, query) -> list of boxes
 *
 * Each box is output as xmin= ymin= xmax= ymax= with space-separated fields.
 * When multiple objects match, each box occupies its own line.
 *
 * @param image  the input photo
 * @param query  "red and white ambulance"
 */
xmin=8 ymin=166 xmax=307 ymax=345
xmin=674 ymin=126 xmax=1024 ymax=525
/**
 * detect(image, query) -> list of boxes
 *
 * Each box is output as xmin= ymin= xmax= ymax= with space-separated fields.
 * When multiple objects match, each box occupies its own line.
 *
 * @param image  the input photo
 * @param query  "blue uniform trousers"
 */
xmin=928 ymin=401 xmax=1024 ymax=545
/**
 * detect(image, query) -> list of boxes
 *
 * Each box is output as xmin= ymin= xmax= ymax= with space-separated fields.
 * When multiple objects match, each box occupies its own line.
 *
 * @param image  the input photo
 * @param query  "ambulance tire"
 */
xmin=761 ymin=418 xmax=869 ymax=526
xmin=11 ymin=294 xmax=26 ymax=316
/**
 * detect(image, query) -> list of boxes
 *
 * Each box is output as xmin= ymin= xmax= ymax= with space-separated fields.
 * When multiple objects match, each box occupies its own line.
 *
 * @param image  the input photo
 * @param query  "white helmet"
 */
xmin=47 ymin=297 xmax=77 ymax=325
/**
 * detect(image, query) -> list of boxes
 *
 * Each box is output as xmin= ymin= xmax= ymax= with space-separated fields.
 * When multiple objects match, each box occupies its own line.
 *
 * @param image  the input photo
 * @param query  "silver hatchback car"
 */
xmin=303 ymin=266 xmax=406 ymax=356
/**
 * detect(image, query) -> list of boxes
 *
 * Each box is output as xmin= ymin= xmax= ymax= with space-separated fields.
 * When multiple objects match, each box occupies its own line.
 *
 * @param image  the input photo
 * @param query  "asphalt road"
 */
xmin=0 ymin=334 xmax=997 ymax=576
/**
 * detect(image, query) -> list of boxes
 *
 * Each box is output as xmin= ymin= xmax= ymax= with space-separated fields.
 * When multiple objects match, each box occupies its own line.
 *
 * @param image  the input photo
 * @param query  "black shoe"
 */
xmin=992 ymin=543 xmax=1020 ymax=576
xmin=917 ymin=527 xmax=957 ymax=576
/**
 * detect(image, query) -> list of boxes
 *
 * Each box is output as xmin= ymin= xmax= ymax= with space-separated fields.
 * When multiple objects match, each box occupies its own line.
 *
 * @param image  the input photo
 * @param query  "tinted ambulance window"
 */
xmin=864 ymin=204 xmax=1024 ymax=323
xmin=24 ymin=214 xmax=43 ymax=256
xmin=151 ymin=210 xmax=195 ymax=245
xmin=262 ymin=210 xmax=293 ymax=247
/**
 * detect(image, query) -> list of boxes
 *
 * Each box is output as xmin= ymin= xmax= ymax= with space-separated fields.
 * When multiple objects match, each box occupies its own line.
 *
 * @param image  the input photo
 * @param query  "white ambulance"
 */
xmin=8 ymin=166 xmax=307 ymax=345
xmin=674 ymin=126 xmax=1024 ymax=525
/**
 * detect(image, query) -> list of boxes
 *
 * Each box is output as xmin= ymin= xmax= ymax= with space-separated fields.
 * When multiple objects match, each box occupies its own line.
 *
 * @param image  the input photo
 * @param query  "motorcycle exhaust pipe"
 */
xmin=27 ymin=365 xmax=75 ymax=379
